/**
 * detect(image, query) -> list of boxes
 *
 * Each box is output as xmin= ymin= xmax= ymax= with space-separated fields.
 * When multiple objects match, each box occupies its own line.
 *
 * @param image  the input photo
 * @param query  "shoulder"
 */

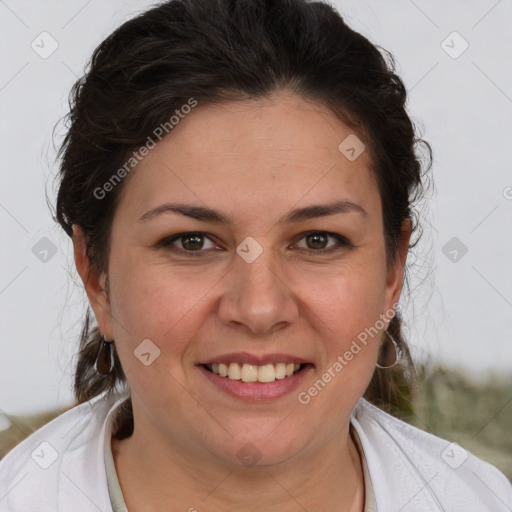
xmin=351 ymin=398 xmax=512 ymax=511
xmin=0 ymin=392 xmax=125 ymax=511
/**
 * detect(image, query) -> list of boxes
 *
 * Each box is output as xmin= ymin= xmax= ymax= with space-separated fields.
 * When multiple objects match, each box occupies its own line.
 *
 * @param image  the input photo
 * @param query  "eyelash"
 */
xmin=157 ymin=231 xmax=353 ymax=257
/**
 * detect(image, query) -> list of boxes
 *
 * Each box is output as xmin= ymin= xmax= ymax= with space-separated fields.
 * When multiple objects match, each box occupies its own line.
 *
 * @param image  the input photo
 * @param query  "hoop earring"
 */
xmin=94 ymin=335 xmax=114 ymax=375
xmin=376 ymin=330 xmax=399 ymax=369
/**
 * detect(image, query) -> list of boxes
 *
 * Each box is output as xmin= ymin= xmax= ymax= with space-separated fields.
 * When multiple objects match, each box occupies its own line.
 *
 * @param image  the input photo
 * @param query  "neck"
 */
xmin=111 ymin=412 xmax=365 ymax=512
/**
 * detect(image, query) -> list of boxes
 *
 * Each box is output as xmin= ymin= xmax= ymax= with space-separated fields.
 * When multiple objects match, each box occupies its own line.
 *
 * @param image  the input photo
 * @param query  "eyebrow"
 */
xmin=137 ymin=199 xmax=367 ymax=225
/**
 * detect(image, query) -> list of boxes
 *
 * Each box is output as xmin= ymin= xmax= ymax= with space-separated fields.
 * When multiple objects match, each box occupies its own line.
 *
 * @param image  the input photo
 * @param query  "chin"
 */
xmin=204 ymin=424 xmax=309 ymax=468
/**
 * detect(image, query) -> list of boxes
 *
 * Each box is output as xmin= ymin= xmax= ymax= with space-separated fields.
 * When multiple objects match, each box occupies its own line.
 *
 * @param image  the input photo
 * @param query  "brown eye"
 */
xmin=181 ymin=233 xmax=205 ymax=250
xmin=158 ymin=232 xmax=218 ymax=255
xmin=305 ymin=232 xmax=329 ymax=249
xmin=294 ymin=231 xmax=352 ymax=254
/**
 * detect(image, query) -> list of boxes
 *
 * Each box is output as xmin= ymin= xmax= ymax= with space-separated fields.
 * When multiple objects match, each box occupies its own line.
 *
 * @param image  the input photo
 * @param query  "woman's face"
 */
xmin=84 ymin=91 xmax=408 ymax=466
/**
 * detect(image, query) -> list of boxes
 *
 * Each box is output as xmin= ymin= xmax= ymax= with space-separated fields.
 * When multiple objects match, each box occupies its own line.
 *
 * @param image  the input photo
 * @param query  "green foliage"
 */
xmin=408 ymin=364 xmax=512 ymax=480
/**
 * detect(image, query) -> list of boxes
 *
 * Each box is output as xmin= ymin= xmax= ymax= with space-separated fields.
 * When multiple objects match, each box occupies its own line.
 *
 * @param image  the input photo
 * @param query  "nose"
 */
xmin=217 ymin=245 xmax=299 ymax=336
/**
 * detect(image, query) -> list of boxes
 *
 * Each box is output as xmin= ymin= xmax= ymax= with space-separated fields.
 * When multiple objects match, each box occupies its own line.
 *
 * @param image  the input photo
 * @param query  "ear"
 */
xmin=384 ymin=218 xmax=412 ymax=312
xmin=72 ymin=224 xmax=114 ymax=339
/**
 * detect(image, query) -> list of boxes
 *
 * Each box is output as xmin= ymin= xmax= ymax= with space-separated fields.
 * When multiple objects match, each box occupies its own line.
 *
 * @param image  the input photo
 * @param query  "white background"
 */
xmin=1 ymin=0 xmax=511 ymax=415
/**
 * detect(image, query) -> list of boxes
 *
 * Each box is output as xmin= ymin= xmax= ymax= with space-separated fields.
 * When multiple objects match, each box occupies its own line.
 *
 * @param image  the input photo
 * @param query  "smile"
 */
xmin=203 ymin=362 xmax=303 ymax=383
xmin=197 ymin=352 xmax=313 ymax=400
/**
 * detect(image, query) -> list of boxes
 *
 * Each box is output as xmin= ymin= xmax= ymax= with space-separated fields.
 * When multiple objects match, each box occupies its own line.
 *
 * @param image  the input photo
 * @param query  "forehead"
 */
xmin=116 ymin=92 xmax=379 ymax=221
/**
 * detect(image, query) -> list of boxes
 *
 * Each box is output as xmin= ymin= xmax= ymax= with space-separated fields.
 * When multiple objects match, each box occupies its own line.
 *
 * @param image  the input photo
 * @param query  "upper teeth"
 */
xmin=208 ymin=362 xmax=301 ymax=383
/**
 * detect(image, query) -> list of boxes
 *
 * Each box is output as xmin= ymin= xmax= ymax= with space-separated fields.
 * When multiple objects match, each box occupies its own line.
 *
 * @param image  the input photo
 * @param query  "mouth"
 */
xmin=201 ymin=362 xmax=308 ymax=383
xmin=196 ymin=352 xmax=314 ymax=400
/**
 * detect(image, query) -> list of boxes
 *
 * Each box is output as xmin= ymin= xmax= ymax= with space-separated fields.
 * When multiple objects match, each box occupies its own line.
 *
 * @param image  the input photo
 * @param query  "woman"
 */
xmin=0 ymin=0 xmax=510 ymax=510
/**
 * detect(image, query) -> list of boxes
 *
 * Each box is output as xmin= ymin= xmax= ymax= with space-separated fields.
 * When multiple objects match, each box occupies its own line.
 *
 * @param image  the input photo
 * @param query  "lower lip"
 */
xmin=197 ymin=364 xmax=313 ymax=401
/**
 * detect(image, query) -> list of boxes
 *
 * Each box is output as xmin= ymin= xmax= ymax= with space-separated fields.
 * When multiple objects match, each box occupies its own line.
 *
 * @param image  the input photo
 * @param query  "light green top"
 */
xmin=352 ymin=423 xmax=378 ymax=511
xmin=104 ymin=429 xmax=129 ymax=512
xmin=104 ymin=418 xmax=377 ymax=511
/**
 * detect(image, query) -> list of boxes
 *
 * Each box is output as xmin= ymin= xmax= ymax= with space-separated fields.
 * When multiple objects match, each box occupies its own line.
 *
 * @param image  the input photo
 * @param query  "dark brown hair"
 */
xmin=55 ymin=0 xmax=431 ymax=433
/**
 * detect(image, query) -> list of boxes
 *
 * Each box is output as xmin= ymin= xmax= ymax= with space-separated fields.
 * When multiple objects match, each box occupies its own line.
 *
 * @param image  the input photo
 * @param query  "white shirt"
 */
xmin=0 ymin=391 xmax=510 ymax=511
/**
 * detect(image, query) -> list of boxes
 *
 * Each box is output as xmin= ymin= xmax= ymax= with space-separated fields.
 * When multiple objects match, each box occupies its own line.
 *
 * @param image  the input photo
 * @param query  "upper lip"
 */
xmin=198 ymin=352 xmax=312 ymax=366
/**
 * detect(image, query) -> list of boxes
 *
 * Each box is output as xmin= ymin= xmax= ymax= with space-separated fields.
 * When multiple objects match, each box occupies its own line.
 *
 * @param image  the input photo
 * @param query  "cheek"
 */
xmin=295 ymin=274 xmax=384 ymax=423
xmin=315 ymin=261 xmax=388 ymax=336
xmin=107 ymin=257 xmax=218 ymax=352
xmin=307 ymin=258 xmax=388 ymax=397
xmin=107 ymin=264 xmax=212 ymax=405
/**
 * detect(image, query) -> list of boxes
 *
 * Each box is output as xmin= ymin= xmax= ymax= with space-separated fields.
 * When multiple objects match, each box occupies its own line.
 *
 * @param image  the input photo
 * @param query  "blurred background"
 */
xmin=0 ymin=0 xmax=511 ymax=478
